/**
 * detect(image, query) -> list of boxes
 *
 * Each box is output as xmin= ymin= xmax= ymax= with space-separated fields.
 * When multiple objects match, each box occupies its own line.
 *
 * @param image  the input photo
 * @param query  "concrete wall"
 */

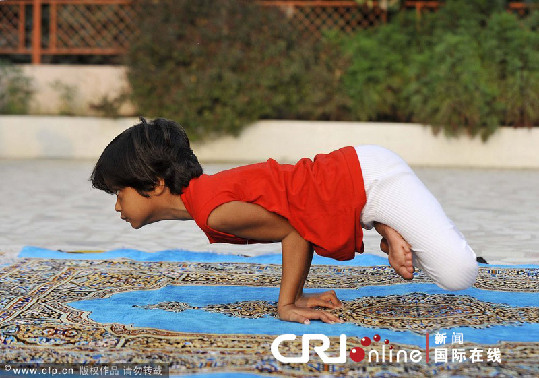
xmin=0 ymin=116 xmax=135 ymax=159
xmin=0 ymin=116 xmax=538 ymax=168
xmin=21 ymin=65 xmax=134 ymax=116
xmin=10 ymin=65 xmax=537 ymax=168
xmin=193 ymin=121 xmax=539 ymax=168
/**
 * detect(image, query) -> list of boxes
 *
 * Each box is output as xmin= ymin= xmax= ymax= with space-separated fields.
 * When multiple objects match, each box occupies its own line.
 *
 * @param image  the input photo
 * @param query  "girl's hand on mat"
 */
xmin=278 ymin=304 xmax=344 ymax=325
xmin=295 ymin=290 xmax=343 ymax=309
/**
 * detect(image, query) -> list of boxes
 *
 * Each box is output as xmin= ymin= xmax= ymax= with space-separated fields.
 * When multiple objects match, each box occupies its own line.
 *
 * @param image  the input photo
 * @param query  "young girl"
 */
xmin=91 ymin=118 xmax=478 ymax=325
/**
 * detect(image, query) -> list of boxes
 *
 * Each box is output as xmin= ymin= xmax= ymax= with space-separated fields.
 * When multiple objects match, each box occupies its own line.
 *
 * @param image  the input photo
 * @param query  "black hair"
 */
xmin=91 ymin=117 xmax=203 ymax=196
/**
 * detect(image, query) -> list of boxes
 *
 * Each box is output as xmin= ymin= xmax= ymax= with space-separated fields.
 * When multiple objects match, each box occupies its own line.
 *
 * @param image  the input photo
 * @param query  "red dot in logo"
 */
xmin=360 ymin=336 xmax=371 ymax=346
xmin=373 ymin=334 xmax=381 ymax=342
xmin=350 ymin=347 xmax=365 ymax=362
xmin=384 ymin=339 xmax=390 ymax=344
xmin=389 ymin=345 xmax=394 ymax=350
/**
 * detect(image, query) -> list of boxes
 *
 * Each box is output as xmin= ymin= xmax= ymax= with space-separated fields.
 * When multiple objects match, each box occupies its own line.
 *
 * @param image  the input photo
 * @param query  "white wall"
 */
xmin=0 ymin=116 xmax=135 ymax=159
xmin=10 ymin=65 xmax=537 ymax=168
xmin=193 ymin=120 xmax=539 ymax=168
xmin=21 ymin=65 xmax=134 ymax=116
xmin=0 ymin=116 xmax=538 ymax=168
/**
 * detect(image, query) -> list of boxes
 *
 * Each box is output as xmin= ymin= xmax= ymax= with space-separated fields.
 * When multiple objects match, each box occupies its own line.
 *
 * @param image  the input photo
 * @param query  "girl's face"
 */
xmin=115 ymin=187 xmax=159 ymax=229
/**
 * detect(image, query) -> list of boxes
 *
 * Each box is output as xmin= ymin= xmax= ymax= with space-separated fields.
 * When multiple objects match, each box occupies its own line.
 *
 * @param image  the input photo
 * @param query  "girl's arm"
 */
xmin=293 ymin=246 xmax=343 ymax=310
xmin=208 ymin=201 xmax=343 ymax=324
xmin=277 ymin=229 xmax=342 ymax=324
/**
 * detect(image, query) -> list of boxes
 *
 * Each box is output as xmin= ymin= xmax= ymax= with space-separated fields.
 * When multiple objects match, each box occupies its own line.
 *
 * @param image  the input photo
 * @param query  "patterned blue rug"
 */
xmin=0 ymin=246 xmax=537 ymax=377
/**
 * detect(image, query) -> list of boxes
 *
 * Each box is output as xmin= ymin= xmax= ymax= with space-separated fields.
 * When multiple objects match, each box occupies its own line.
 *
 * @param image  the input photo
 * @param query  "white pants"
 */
xmin=356 ymin=145 xmax=478 ymax=291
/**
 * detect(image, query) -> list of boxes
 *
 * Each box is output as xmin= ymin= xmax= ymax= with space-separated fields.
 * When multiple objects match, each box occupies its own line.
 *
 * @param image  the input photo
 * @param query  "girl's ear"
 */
xmin=151 ymin=178 xmax=167 ymax=196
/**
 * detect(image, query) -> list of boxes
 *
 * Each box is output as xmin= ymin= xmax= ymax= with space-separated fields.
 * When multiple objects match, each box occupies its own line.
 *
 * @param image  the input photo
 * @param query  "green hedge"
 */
xmin=126 ymin=0 xmax=538 ymax=141
xmin=340 ymin=0 xmax=539 ymax=139
xmin=127 ymin=0 xmax=348 ymax=140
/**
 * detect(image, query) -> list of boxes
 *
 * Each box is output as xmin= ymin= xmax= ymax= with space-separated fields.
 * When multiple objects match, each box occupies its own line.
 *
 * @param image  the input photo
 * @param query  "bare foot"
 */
xmin=380 ymin=238 xmax=389 ymax=254
xmin=380 ymin=231 xmax=414 ymax=280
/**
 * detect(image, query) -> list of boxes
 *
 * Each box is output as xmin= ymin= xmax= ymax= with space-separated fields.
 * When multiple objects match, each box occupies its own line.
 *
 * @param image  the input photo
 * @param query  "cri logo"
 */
xmin=349 ymin=334 xmax=390 ymax=362
xmin=272 ymin=333 xmax=423 ymax=364
xmin=271 ymin=334 xmax=347 ymax=364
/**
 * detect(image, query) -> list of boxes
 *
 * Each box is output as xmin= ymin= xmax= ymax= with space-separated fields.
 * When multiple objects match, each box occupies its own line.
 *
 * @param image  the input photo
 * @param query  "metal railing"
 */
xmin=0 ymin=0 xmax=535 ymax=64
xmin=259 ymin=1 xmax=387 ymax=35
xmin=0 ymin=0 xmax=135 ymax=63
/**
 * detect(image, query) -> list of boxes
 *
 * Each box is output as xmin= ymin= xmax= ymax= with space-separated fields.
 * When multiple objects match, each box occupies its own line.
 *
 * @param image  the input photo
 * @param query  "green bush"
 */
xmin=481 ymin=11 xmax=539 ymax=128
xmin=405 ymin=1 xmax=500 ymax=139
xmin=126 ymin=0 xmax=538 ymax=141
xmin=407 ymin=32 xmax=499 ymax=139
xmin=339 ymin=12 xmax=417 ymax=122
xmin=0 ymin=62 xmax=34 ymax=114
xmin=127 ymin=0 xmax=349 ymax=140
xmin=339 ymin=0 xmax=538 ymax=139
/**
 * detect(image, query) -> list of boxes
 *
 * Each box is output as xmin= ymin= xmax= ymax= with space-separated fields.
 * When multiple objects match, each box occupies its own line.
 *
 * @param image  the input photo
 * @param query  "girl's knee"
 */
xmin=436 ymin=255 xmax=478 ymax=291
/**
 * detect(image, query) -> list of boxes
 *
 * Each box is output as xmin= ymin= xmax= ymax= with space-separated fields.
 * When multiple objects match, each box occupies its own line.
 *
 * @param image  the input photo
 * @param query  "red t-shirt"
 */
xmin=180 ymin=146 xmax=366 ymax=261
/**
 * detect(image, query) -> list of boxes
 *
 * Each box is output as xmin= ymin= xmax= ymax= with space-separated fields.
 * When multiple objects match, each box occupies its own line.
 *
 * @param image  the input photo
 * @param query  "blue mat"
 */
xmin=1 ymin=246 xmax=537 ymax=377
xmin=19 ymin=246 xmax=392 ymax=265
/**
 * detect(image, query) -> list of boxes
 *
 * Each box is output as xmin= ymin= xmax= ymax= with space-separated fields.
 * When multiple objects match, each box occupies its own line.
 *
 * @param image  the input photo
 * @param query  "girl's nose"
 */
xmin=115 ymin=198 xmax=121 ymax=212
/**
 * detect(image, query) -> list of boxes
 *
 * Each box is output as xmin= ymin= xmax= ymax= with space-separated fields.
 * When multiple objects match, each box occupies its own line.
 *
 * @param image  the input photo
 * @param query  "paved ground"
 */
xmin=0 ymin=159 xmax=538 ymax=265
